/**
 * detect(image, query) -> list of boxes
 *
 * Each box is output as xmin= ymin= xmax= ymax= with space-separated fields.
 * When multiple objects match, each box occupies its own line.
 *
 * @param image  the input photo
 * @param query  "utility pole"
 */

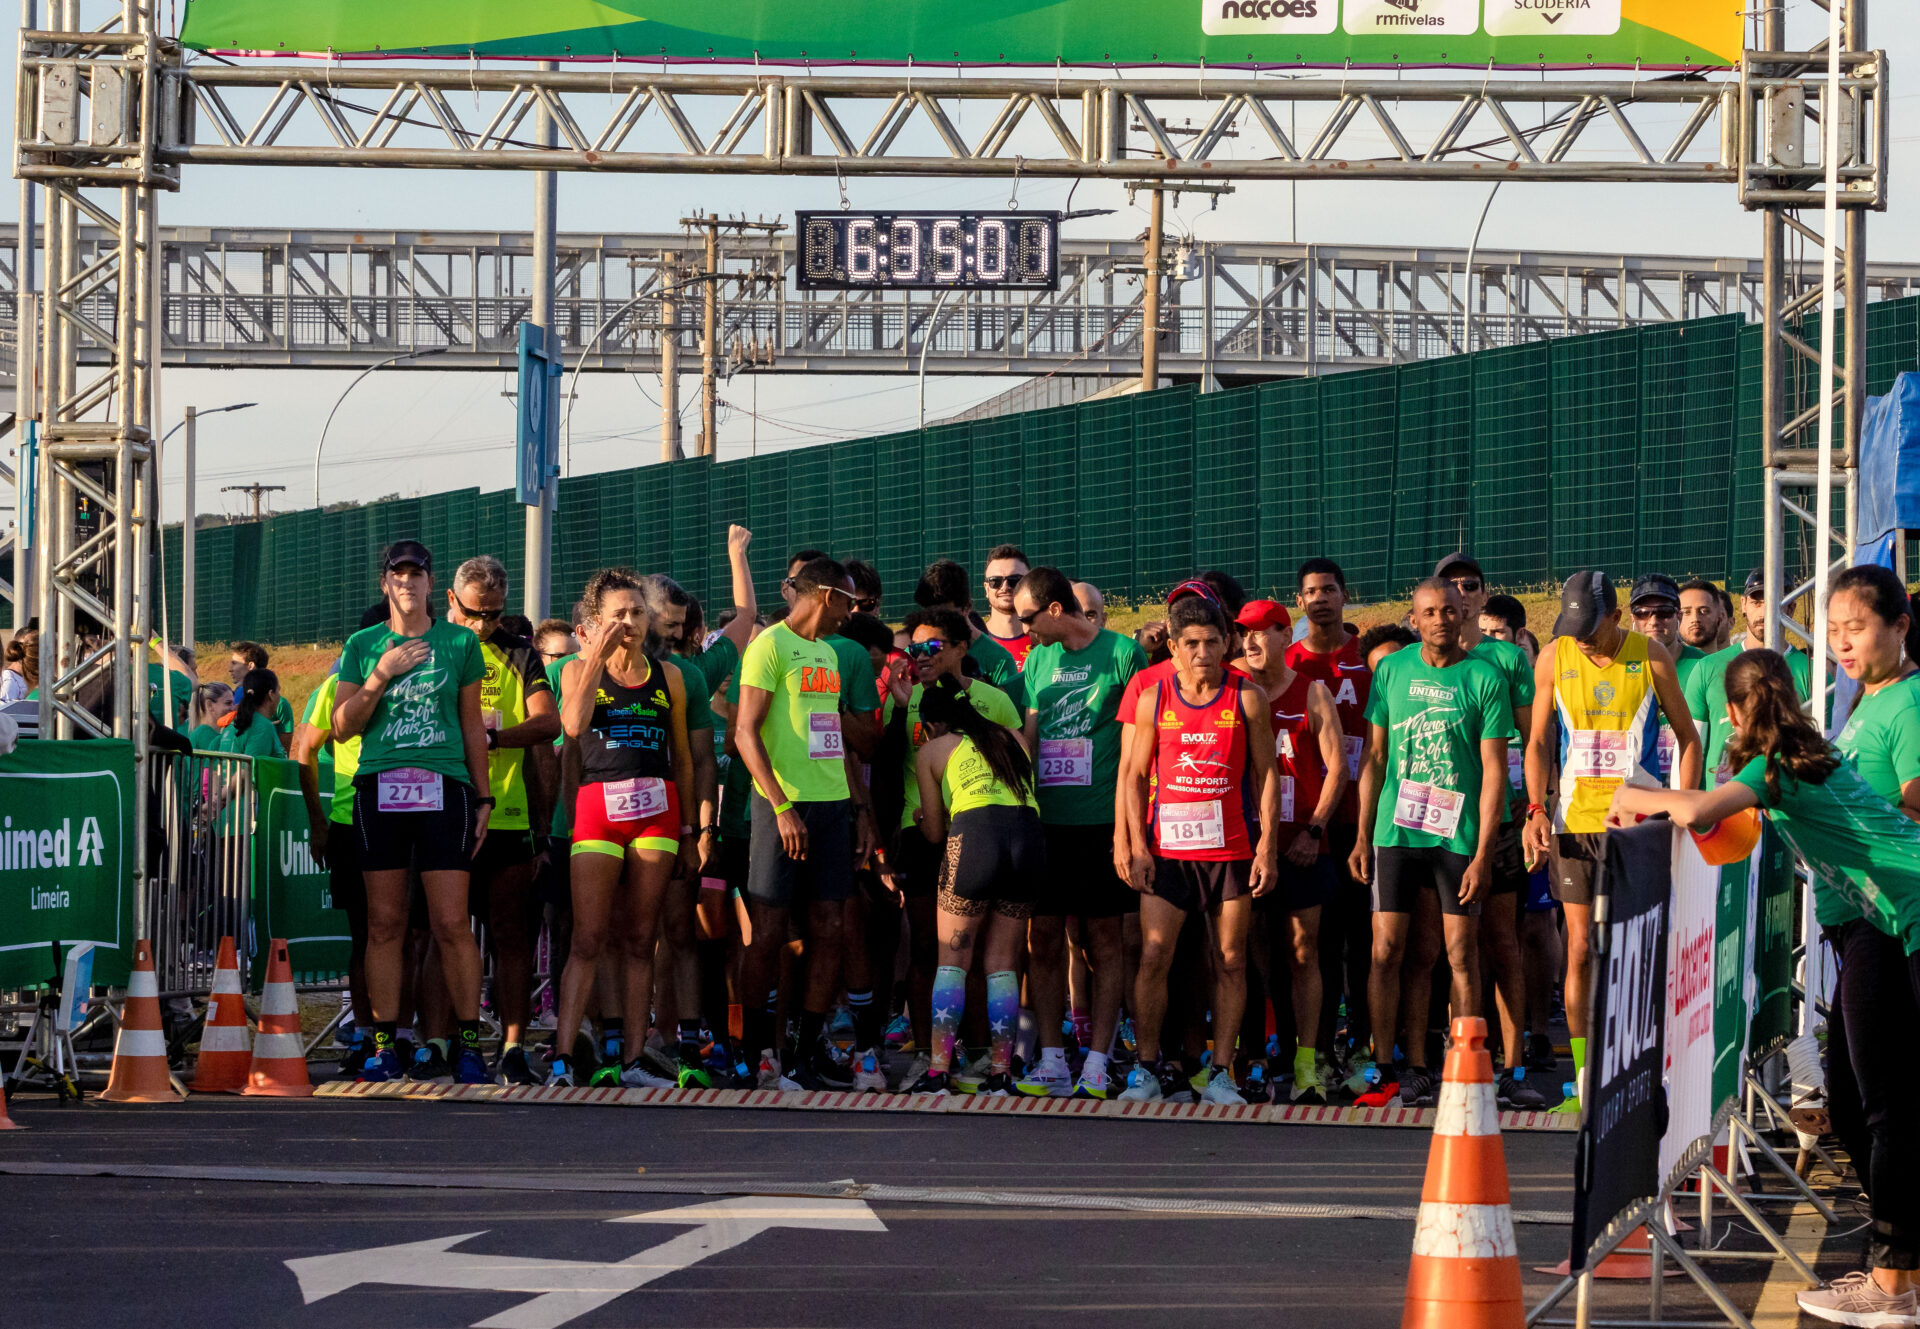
xmin=678 ymin=214 xmax=784 ymax=457
xmin=524 ymin=59 xmax=559 ymax=622
xmin=222 ymin=483 xmax=286 ymax=521
xmin=660 ymin=275 xmax=682 ymax=462
xmin=1126 ymin=180 xmax=1232 ymax=394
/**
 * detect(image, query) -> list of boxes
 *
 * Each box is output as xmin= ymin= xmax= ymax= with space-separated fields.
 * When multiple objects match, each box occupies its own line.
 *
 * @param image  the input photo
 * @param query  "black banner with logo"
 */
xmin=1569 ymin=820 xmax=1671 ymax=1271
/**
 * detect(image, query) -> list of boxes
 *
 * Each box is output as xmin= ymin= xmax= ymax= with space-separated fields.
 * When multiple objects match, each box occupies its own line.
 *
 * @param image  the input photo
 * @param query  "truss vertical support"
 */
xmin=524 ymin=60 xmax=558 ymax=624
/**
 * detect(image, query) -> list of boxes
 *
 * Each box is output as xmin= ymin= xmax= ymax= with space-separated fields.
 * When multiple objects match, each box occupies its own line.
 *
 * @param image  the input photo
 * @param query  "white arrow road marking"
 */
xmin=284 ymin=1196 xmax=886 ymax=1329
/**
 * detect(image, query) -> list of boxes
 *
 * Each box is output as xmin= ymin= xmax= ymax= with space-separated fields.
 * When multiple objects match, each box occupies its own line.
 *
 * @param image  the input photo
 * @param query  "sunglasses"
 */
xmin=1448 ymin=577 xmax=1483 ymax=594
xmin=855 ymin=596 xmax=880 ymax=613
xmin=984 ymin=574 xmax=1025 ymax=591
xmin=455 ymin=596 xmax=504 ymax=621
xmin=1017 ymin=607 xmax=1044 ymax=627
xmin=823 ymin=585 xmax=860 ymax=605
xmin=1632 ymin=605 xmax=1678 ymax=621
xmin=905 ymin=639 xmax=950 ymax=660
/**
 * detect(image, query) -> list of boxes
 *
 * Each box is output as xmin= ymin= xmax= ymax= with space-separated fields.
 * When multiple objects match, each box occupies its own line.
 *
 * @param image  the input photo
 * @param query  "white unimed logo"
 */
xmin=1483 ymin=0 xmax=1620 ymax=36
xmin=1203 ymin=0 xmax=1336 ymax=36
xmin=0 ymin=815 xmax=106 ymax=871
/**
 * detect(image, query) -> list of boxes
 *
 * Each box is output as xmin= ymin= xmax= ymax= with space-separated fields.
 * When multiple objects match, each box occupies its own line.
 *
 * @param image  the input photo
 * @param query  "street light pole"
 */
xmin=158 ymin=400 xmax=254 ymax=651
xmin=311 ymin=347 xmax=449 ymax=508
xmin=918 ymin=287 xmax=957 ymax=429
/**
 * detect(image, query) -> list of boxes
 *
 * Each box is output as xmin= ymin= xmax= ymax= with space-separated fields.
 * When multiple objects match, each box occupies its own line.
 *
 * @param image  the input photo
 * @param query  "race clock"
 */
xmin=796 ymin=212 xmax=1060 ymax=290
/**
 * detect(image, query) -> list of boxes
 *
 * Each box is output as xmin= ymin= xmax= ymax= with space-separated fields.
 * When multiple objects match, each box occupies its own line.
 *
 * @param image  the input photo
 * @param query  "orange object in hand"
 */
xmin=1691 ymin=806 xmax=1762 ymax=866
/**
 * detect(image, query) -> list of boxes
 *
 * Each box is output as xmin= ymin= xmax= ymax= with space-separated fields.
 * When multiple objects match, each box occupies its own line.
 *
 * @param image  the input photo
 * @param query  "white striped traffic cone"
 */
xmin=189 ymin=936 xmax=253 ymax=1093
xmin=99 ymin=939 xmax=186 ymax=1103
xmin=241 ymin=939 xmax=312 ymax=1097
xmin=1402 ymin=1017 xmax=1525 ymax=1329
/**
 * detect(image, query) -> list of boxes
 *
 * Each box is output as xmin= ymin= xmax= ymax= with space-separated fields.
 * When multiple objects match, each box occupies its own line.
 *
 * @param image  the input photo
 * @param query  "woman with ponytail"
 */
xmin=904 ymin=674 xmax=1045 ymax=1096
xmin=1610 ymin=648 xmax=1920 ymax=1327
xmin=217 ymin=668 xmax=283 ymax=759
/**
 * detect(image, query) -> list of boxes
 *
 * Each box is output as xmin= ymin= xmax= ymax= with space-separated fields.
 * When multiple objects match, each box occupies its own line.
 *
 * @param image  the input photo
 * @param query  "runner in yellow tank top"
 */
xmin=1522 ymin=572 xmax=1699 ymax=1118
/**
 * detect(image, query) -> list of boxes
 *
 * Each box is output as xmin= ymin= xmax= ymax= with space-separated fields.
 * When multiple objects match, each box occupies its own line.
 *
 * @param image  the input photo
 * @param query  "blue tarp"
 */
xmin=1858 ymin=371 xmax=1920 ymax=547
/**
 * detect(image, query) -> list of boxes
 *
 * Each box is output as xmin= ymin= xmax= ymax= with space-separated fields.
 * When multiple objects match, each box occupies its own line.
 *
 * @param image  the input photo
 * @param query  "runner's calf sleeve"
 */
xmin=930 ymin=965 xmax=967 ymax=1073
xmin=987 ymin=971 xmax=1020 ymax=1075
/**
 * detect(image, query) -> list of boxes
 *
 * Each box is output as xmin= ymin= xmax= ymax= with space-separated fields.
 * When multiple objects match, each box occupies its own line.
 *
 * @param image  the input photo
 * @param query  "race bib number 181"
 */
xmin=1158 ymin=800 xmax=1226 ymax=852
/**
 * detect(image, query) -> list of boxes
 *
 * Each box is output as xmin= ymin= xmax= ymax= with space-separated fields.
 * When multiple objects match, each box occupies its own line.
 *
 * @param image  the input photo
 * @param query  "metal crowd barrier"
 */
xmin=147 ymin=748 xmax=253 ymax=998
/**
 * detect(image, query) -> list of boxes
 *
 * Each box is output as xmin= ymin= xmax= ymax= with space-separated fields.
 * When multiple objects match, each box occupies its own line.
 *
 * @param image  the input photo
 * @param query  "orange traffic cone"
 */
xmin=100 ymin=939 xmax=186 ymax=1103
xmin=241 ymin=939 xmax=313 ymax=1098
xmin=189 ymin=937 xmax=253 ymax=1093
xmin=0 ymin=1079 xmax=21 ymax=1129
xmin=1403 ymin=1017 xmax=1526 ymax=1329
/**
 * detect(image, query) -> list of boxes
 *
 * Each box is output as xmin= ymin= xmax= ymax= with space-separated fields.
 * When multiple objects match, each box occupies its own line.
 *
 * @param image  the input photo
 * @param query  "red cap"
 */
xmin=1235 ymin=599 xmax=1292 ymax=633
xmin=1166 ymin=579 xmax=1221 ymax=608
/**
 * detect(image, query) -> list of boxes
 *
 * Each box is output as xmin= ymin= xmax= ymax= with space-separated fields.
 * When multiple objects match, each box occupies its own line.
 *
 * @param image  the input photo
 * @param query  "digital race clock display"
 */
xmin=796 ymin=212 xmax=1061 ymax=290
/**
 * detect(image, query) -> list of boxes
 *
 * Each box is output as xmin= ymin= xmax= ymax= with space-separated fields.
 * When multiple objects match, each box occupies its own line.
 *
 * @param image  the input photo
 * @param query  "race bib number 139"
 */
xmin=1391 ymin=780 xmax=1463 ymax=839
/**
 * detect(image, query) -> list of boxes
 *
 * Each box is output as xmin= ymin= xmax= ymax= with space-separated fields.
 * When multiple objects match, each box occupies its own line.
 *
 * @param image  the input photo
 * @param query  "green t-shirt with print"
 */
xmin=967 ymin=633 xmax=1019 ymax=692
xmin=337 ymin=617 xmax=485 ymax=785
xmin=1835 ymin=672 xmax=1920 ymax=809
xmin=1021 ymin=629 xmax=1147 ymax=826
xmin=1687 ymin=644 xmax=1813 ymax=786
xmin=738 ymin=621 xmax=850 ymax=804
xmin=887 ymin=678 xmax=1021 ymax=830
xmin=1732 ymin=753 xmax=1920 ymax=953
xmin=303 ymin=673 xmax=362 ymax=825
xmin=1363 ymin=649 xmax=1516 ymax=858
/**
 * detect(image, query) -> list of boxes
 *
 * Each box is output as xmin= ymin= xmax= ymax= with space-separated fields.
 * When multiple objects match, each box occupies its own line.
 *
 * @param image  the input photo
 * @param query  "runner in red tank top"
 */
xmin=1118 ymin=593 xmax=1280 ymax=1107
xmin=1235 ymin=599 xmax=1349 ymax=1105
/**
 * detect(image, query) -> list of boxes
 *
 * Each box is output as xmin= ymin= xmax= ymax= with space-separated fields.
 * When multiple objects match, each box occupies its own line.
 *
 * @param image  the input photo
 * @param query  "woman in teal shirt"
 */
xmin=1610 ymin=650 xmax=1920 ymax=1327
xmin=1829 ymin=565 xmax=1920 ymax=820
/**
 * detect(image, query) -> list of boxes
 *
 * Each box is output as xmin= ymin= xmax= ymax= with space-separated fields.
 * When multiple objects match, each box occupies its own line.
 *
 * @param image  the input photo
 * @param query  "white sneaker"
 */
xmin=1015 ymin=1058 xmax=1072 ymax=1097
xmin=1117 ymin=1064 xmax=1164 ymax=1102
xmin=901 ymin=1052 xmax=932 ymax=1089
xmin=619 ymin=1060 xmax=677 ymax=1089
xmin=850 ymin=1048 xmax=889 ymax=1091
xmin=755 ymin=1049 xmax=801 ymax=1092
xmin=1201 ymin=1069 xmax=1246 ymax=1105
xmin=1796 ymin=1272 xmax=1919 ymax=1328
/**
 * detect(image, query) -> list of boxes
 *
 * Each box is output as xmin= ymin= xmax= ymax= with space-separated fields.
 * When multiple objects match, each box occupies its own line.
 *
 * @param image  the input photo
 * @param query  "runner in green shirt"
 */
xmin=226 ymin=641 xmax=296 ymax=747
xmin=908 ymin=556 xmax=1019 ymax=691
xmin=1828 ymin=564 xmax=1920 ymax=821
xmin=216 ymin=669 xmax=284 ymax=759
xmin=186 ymin=680 xmax=233 ymax=750
xmin=1350 ymin=578 xmax=1515 ymax=1108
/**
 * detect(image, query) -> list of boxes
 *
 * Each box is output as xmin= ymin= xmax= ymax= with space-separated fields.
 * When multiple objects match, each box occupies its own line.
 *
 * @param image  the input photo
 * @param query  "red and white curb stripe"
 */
xmin=309 ymin=1080 xmax=1577 ymax=1130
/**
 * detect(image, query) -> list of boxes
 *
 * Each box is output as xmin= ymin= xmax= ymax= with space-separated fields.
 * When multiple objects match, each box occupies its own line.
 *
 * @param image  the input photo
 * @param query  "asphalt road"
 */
xmin=0 ymin=1096 xmax=1793 ymax=1329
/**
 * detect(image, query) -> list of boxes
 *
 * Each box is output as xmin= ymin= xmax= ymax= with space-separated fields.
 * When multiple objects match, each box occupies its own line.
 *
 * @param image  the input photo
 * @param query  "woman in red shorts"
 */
xmin=546 ymin=569 xmax=696 ymax=1087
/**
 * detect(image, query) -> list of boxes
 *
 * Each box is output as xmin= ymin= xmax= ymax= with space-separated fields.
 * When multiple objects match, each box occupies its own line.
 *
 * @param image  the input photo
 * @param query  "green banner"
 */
xmin=1748 ymin=822 xmax=1797 ymax=1057
xmin=1710 ymin=853 xmax=1753 ymax=1111
xmin=181 ymin=0 xmax=1742 ymax=70
xmin=0 ymin=739 xmax=137 ymax=989
xmin=248 ymin=756 xmax=350 ymax=989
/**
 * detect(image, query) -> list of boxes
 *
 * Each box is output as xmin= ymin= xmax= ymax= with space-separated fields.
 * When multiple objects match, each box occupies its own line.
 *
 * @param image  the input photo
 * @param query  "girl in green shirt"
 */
xmin=905 ymin=676 xmax=1043 ymax=1097
xmin=1829 ymin=564 xmax=1920 ymax=821
xmin=217 ymin=670 xmax=283 ymax=760
xmin=1611 ymin=649 xmax=1920 ymax=1323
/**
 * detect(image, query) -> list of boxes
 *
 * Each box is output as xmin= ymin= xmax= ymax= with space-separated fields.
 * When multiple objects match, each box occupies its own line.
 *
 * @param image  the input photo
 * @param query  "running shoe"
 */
xmin=1014 ymin=1060 xmax=1072 ymax=1098
xmin=1399 ymin=1066 xmax=1437 ymax=1107
xmin=1290 ymin=1058 xmax=1326 ymax=1107
xmin=1342 ymin=1053 xmax=1378 ymax=1099
xmin=756 ymin=1050 xmax=801 ymax=1091
xmin=407 ymin=1044 xmax=453 ymax=1084
xmin=634 ymin=1042 xmax=682 ymax=1084
xmin=979 ymin=1072 xmax=1015 ymax=1098
xmin=1497 ymin=1066 xmax=1548 ymax=1110
xmin=618 ymin=1059 xmax=677 ymax=1089
xmin=1525 ymin=1032 xmax=1559 ymax=1074
xmin=1549 ymin=1090 xmax=1583 ymax=1117
xmin=334 ymin=1035 xmax=369 ymax=1081
xmin=883 ymin=1013 xmax=913 ymax=1050
xmin=543 ymin=1057 xmax=576 ymax=1088
xmin=850 ymin=1048 xmax=889 ymax=1092
xmin=788 ymin=1055 xmax=855 ymax=1092
xmin=499 ymin=1046 xmax=540 ymax=1086
xmin=1241 ymin=1063 xmax=1272 ymax=1104
xmin=674 ymin=1057 xmax=715 ymax=1090
xmin=453 ymin=1047 xmax=493 ymax=1086
xmin=356 ymin=1048 xmax=402 ymax=1083
xmin=1117 ymin=1063 xmax=1165 ymax=1102
xmin=1353 ymin=1064 xmax=1401 ymax=1109
xmin=900 ymin=1052 xmax=932 ymax=1090
xmin=588 ymin=1063 xmax=623 ymax=1088
xmin=1795 ymin=1272 xmax=1918 ymax=1328
xmin=1070 ymin=1071 xmax=1112 ymax=1100
xmin=1201 ymin=1068 xmax=1246 ymax=1106
xmin=906 ymin=1068 xmax=952 ymax=1095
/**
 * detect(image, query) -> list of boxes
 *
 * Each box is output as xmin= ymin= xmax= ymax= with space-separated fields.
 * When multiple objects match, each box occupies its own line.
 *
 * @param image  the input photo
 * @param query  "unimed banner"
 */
xmin=1570 ymin=821 xmax=1668 ymax=1272
xmin=249 ymin=757 xmax=350 ymax=989
xmin=0 ymin=739 xmax=137 ymax=989
xmin=180 ymin=0 xmax=1742 ymax=70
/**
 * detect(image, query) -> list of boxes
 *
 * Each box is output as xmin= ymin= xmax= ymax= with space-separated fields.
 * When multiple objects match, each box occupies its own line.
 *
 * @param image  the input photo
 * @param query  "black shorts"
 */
xmin=890 ymin=828 xmax=942 ymax=901
xmin=1490 ymin=819 xmax=1528 ymax=896
xmin=1276 ymin=853 xmax=1339 ymax=913
xmin=325 ymin=817 xmax=367 ymax=946
xmin=1548 ymin=831 xmax=1606 ymax=907
xmin=1035 ymin=822 xmax=1139 ymax=918
xmin=937 ymin=805 xmax=1046 ymax=921
xmin=1150 ymin=857 xmax=1252 ymax=913
xmin=352 ymin=772 xmax=476 ymax=875
xmin=746 ymin=792 xmax=855 ymax=908
xmin=713 ymin=832 xmax=750 ymax=895
xmin=1373 ymin=844 xmax=1479 ymax=918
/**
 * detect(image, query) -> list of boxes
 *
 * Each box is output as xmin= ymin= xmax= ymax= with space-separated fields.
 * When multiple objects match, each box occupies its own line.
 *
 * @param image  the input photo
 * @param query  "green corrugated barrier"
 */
xmin=125 ymin=297 xmax=1920 ymax=645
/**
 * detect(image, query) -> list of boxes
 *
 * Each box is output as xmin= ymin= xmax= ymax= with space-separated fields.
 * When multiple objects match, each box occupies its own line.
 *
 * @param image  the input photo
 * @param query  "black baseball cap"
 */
xmin=1629 ymin=573 xmax=1680 ymax=608
xmin=382 ymin=540 xmax=433 ymax=574
xmin=1553 ymin=571 xmax=1618 ymax=641
xmin=1743 ymin=567 xmax=1767 ymax=599
xmin=1434 ymin=551 xmax=1483 ymax=580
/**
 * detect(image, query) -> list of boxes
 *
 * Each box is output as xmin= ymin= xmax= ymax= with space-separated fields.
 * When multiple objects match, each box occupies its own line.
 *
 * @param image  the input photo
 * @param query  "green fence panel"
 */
xmin=786 ymin=446 xmax=836 ymax=559
xmin=444 ymin=488 xmax=479 ymax=571
xmin=1549 ymin=328 xmax=1641 ymax=582
xmin=1256 ymin=377 xmax=1322 ymax=598
xmin=333 ymin=505 xmax=373 ymax=637
xmin=1391 ymin=357 xmax=1474 ymax=593
xmin=626 ymin=467 xmax=675 ymax=584
xmin=1637 ymin=317 xmax=1740 ymax=582
xmin=747 ymin=453 xmax=792 ymax=604
xmin=1194 ymin=386 xmax=1261 ymax=582
xmin=1020 ymin=406 xmax=1079 ymax=577
xmin=1728 ymin=322 xmax=1765 ymax=584
xmin=967 ymin=416 xmax=1024 ymax=574
xmin=872 ymin=430 xmax=925 ymax=602
xmin=660 ymin=460 xmax=708 ymax=607
xmin=414 ymin=490 xmax=452 ymax=574
xmin=1867 ymin=295 xmax=1920 ymax=397
xmin=1075 ymin=396 xmax=1137 ymax=595
xmin=1469 ymin=342 xmax=1551 ymax=592
xmin=1317 ymin=368 xmax=1397 ymax=601
xmin=919 ymin=422 xmax=973 ymax=565
xmin=552 ymin=472 xmax=605 ymax=604
xmin=1133 ymin=386 xmax=1196 ymax=596
xmin=228 ymin=520 xmax=264 ymax=641
xmin=829 ymin=438 xmax=877 ymax=574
